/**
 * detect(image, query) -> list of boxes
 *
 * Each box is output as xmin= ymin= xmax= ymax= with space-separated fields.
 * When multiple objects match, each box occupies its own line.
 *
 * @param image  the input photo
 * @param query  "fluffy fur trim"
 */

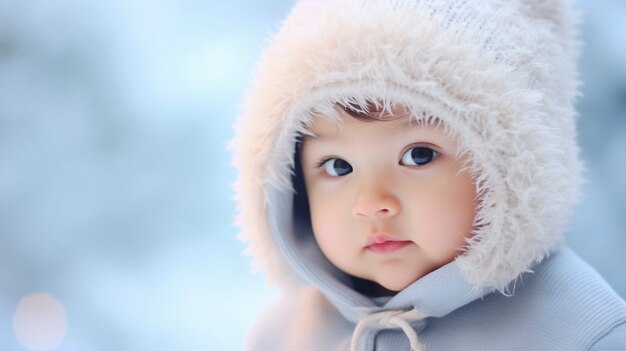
xmin=231 ymin=0 xmax=583 ymax=293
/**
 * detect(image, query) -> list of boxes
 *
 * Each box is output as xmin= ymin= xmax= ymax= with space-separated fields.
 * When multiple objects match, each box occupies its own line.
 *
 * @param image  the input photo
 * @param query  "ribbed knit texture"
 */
xmin=419 ymin=247 xmax=626 ymax=350
xmin=246 ymin=247 xmax=626 ymax=350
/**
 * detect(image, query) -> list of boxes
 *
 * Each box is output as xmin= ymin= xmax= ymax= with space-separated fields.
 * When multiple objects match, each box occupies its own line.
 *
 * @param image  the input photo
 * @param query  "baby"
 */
xmin=231 ymin=0 xmax=626 ymax=350
xmin=298 ymin=103 xmax=476 ymax=295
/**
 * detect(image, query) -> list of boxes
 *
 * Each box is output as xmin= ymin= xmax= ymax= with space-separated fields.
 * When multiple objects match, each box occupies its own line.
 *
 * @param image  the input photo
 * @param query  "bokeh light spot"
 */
xmin=12 ymin=293 xmax=68 ymax=351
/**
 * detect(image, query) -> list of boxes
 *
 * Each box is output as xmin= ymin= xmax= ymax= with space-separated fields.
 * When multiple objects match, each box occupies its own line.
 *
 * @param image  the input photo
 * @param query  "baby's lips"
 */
xmin=365 ymin=233 xmax=405 ymax=247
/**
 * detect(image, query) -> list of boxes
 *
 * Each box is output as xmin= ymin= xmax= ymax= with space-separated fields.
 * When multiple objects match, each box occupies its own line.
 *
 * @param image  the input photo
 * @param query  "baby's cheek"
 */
xmin=437 ymin=214 xmax=474 ymax=258
xmin=311 ymin=205 xmax=353 ymax=258
xmin=418 ymin=214 xmax=469 ymax=261
xmin=311 ymin=206 xmax=338 ymax=241
xmin=311 ymin=204 xmax=334 ymax=232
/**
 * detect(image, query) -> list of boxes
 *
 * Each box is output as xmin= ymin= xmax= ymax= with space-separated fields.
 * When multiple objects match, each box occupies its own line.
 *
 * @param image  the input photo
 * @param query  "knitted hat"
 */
xmin=231 ymin=0 xmax=583 ymax=293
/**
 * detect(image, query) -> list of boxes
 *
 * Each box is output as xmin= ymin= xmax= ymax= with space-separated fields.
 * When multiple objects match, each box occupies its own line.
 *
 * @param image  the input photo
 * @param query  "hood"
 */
xmin=231 ymin=0 xmax=583 ymax=296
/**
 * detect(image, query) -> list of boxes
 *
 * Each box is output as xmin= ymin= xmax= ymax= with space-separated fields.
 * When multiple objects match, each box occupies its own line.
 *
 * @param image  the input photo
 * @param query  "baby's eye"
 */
xmin=400 ymin=146 xmax=438 ymax=166
xmin=320 ymin=158 xmax=353 ymax=177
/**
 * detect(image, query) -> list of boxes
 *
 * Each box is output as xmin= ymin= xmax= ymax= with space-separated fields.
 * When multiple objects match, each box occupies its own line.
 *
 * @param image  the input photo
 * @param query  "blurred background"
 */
xmin=0 ymin=0 xmax=624 ymax=350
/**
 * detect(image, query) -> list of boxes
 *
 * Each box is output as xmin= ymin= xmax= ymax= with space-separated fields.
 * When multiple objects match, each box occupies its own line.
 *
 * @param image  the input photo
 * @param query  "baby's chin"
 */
xmin=350 ymin=273 xmax=422 ymax=296
xmin=376 ymin=276 xmax=421 ymax=293
xmin=368 ymin=266 xmax=439 ymax=293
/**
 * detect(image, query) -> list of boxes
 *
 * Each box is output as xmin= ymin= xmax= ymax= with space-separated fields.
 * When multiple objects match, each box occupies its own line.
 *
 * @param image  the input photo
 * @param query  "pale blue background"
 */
xmin=0 ymin=1 xmax=624 ymax=350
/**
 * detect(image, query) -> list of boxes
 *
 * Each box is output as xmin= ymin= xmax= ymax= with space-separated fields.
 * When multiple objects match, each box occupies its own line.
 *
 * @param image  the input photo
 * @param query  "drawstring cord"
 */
xmin=351 ymin=309 xmax=425 ymax=351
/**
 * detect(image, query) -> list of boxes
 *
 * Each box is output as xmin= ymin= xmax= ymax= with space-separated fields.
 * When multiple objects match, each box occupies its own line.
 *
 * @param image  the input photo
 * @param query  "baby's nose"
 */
xmin=352 ymin=192 xmax=400 ymax=220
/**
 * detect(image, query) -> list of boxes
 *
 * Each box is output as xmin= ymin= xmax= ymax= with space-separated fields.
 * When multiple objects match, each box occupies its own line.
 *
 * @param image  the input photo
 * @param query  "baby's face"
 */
xmin=300 ymin=107 xmax=476 ymax=292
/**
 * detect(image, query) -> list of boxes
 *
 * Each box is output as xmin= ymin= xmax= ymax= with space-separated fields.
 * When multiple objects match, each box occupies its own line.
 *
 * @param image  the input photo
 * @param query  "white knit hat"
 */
xmin=231 ymin=0 xmax=583 ymax=293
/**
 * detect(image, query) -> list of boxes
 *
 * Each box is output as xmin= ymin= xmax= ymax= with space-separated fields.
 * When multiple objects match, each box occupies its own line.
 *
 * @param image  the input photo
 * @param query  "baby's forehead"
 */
xmin=303 ymin=112 xmax=444 ymax=140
